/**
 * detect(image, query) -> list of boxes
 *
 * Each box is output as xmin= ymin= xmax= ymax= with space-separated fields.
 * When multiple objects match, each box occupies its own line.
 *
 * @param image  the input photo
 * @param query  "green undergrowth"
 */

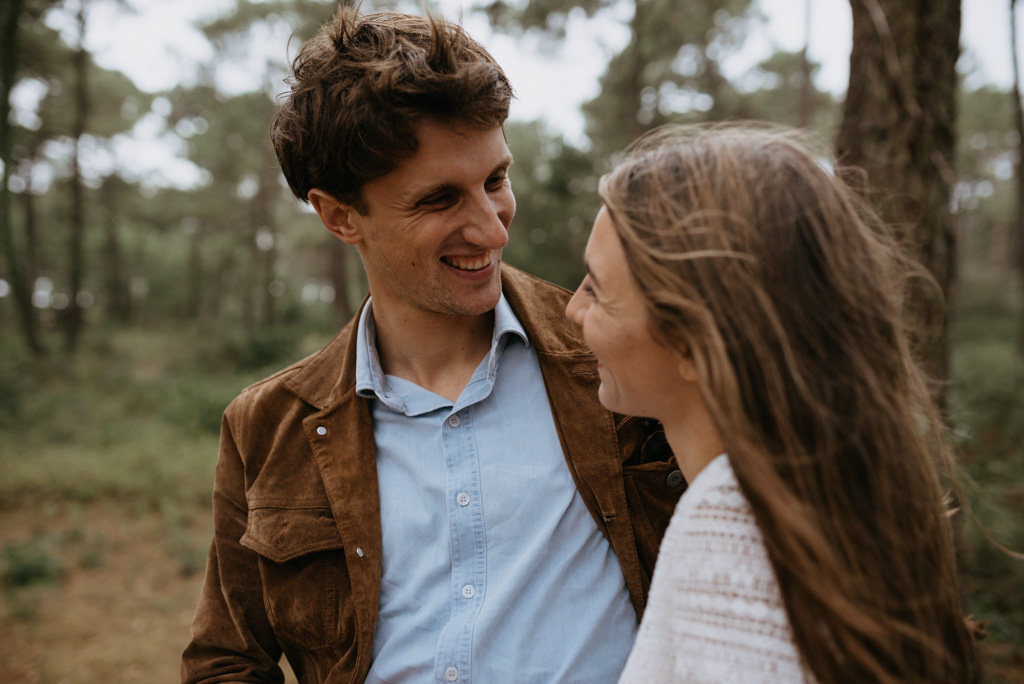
xmin=948 ymin=309 xmax=1024 ymax=666
xmin=0 ymin=322 xmax=330 ymax=511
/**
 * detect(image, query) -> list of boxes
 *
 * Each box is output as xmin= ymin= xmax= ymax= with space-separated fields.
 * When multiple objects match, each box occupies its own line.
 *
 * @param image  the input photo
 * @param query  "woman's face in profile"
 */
xmin=566 ymin=206 xmax=691 ymax=421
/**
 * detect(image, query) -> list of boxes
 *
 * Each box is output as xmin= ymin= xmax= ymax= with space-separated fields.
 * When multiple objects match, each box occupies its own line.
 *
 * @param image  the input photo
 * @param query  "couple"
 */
xmin=182 ymin=9 xmax=978 ymax=683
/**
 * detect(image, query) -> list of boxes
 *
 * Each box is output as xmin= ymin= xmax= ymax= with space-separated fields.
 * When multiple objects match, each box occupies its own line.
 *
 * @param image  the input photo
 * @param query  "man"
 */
xmin=181 ymin=9 xmax=683 ymax=684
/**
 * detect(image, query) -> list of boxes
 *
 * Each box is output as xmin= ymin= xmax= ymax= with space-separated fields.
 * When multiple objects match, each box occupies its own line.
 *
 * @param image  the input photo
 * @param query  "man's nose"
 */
xmin=462 ymin=190 xmax=512 ymax=248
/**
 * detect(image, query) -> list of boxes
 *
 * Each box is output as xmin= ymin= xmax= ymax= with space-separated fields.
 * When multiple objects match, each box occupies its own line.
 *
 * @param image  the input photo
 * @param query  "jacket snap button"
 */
xmin=356 ymin=547 xmax=364 ymax=558
xmin=665 ymin=469 xmax=684 ymax=488
xmin=316 ymin=426 xmax=327 ymax=436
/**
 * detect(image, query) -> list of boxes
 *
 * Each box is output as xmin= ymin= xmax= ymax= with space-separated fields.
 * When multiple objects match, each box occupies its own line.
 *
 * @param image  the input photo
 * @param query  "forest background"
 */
xmin=1 ymin=0 xmax=1023 ymax=681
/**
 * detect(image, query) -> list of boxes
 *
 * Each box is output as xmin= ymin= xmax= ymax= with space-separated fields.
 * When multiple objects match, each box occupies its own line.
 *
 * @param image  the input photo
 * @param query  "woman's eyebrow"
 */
xmin=583 ymin=261 xmax=601 ymax=290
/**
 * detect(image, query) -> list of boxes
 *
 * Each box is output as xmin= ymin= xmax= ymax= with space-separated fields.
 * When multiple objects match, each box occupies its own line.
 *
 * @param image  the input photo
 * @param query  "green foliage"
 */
xmin=949 ymin=310 xmax=1024 ymax=648
xmin=0 ymin=325 xmax=296 ymax=510
xmin=487 ymin=0 xmax=615 ymax=36
xmin=955 ymin=84 xmax=1020 ymax=312
xmin=0 ymin=345 xmax=33 ymax=425
xmin=215 ymin=324 xmax=313 ymax=372
xmin=740 ymin=50 xmax=840 ymax=135
xmin=502 ymin=120 xmax=597 ymax=288
xmin=2 ymin=537 xmax=64 ymax=588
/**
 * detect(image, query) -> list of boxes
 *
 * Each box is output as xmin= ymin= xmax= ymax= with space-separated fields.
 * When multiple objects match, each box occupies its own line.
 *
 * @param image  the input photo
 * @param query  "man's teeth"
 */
xmin=444 ymin=252 xmax=492 ymax=271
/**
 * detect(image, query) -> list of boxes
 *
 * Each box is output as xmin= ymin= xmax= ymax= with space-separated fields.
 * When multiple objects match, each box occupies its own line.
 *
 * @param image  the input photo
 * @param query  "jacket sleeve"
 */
xmin=180 ymin=406 xmax=285 ymax=684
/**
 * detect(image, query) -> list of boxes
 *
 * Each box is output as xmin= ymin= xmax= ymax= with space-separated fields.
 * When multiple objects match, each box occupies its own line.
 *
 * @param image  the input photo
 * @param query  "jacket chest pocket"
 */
xmin=618 ymin=418 xmax=686 ymax=579
xmin=241 ymin=507 xmax=355 ymax=651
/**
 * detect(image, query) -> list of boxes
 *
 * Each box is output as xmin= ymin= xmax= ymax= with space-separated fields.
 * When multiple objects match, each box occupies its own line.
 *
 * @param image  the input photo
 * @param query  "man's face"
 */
xmin=344 ymin=119 xmax=515 ymax=321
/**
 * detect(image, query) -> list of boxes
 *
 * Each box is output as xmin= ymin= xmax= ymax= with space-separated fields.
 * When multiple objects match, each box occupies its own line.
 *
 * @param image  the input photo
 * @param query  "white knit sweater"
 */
xmin=618 ymin=454 xmax=816 ymax=683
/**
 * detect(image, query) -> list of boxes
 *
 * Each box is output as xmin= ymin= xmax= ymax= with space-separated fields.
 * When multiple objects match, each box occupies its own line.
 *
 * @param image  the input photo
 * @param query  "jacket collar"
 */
xmin=282 ymin=264 xmax=588 ymax=411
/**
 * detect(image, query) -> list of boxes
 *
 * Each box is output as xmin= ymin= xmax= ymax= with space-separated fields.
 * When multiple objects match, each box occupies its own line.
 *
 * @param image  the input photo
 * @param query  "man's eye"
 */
xmin=420 ymin=193 xmax=456 ymax=207
xmin=487 ymin=174 xmax=508 ymax=190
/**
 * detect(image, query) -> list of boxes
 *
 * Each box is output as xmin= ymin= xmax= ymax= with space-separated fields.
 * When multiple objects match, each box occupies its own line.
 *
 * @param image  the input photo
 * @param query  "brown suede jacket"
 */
xmin=181 ymin=265 xmax=685 ymax=684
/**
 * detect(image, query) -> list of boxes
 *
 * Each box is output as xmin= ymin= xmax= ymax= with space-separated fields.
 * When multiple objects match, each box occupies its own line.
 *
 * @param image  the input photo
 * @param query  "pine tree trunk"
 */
xmin=798 ymin=0 xmax=812 ymax=127
xmin=1010 ymin=0 xmax=1024 ymax=354
xmin=836 ymin=0 xmax=961 ymax=407
xmin=65 ymin=1 xmax=90 ymax=353
xmin=102 ymin=175 xmax=131 ymax=321
xmin=184 ymin=221 xmax=204 ymax=318
xmin=837 ymin=0 xmax=968 ymax=616
xmin=258 ymin=161 xmax=279 ymax=327
xmin=22 ymin=167 xmax=38 ymax=283
xmin=0 ymin=0 xmax=43 ymax=354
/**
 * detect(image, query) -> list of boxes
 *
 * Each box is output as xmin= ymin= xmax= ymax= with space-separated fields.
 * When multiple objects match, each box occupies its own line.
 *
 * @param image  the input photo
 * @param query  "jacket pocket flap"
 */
xmin=240 ymin=507 xmax=344 ymax=563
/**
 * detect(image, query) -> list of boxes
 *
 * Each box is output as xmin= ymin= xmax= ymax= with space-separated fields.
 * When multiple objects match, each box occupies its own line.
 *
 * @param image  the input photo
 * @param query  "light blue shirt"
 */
xmin=355 ymin=295 xmax=639 ymax=684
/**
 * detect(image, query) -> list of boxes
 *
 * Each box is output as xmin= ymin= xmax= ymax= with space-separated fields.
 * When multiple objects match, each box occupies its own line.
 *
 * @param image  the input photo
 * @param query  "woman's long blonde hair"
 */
xmin=601 ymin=123 xmax=978 ymax=683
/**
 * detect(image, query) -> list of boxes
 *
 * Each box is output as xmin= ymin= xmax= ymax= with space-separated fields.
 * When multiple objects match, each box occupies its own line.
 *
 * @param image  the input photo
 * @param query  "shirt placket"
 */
xmin=435 ymin=405 xmax=486 ymax=683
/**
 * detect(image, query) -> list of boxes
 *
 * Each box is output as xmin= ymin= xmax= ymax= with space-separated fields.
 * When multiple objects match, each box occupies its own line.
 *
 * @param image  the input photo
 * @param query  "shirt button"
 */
xmin=457 ymin=492 xmax=470 ymax=507
xmin=447 ymin=414 xmax=462 ymax=428
xmin=461 ymin=584 xmax=476 ymax=599
xmin=316 ymin=426 xmax=327 ymax=436
xmin=445 ymin=666 xmax=459 ymax=681
xmin=666 ymin=469 xmax=684 ymax=488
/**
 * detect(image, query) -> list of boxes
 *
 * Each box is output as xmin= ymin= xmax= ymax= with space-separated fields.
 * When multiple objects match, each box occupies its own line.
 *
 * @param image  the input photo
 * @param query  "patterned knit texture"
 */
xmin=618 ymin=454 xmax=816 ymax=684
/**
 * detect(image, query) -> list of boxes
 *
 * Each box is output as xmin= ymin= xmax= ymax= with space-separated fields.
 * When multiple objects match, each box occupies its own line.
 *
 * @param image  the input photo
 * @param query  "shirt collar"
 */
xmin=355 ymin=294 xmax=529 ymax=409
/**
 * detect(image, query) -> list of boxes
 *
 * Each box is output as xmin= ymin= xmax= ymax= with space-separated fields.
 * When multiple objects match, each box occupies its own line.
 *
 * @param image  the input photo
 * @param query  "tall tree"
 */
xmin=100 ymin=174 xmax=131 ymax=321
xmin=1 ymin=0 xmax=44 ymax=354
xmin=63 ymin=0 xmax=89 ymax=352
xmin=836 ymin=0 xmax=961 ymax=403
xmin=797 ymin=0 xmax=812 ymax=127
xmin=1011 ymin=0 xmax=1024 ymax=353
xmin=198 ymin=0 xmax=352 ymax=327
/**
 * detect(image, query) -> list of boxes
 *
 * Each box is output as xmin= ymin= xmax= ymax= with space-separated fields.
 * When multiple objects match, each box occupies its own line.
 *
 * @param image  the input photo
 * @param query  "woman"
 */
xmin=566 ymin=124 xmax=979 ymax=683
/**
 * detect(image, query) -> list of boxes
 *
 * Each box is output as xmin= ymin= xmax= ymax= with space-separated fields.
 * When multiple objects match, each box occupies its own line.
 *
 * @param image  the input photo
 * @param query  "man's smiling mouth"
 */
xmin=442 ymin=251 xmax=494 ymax=271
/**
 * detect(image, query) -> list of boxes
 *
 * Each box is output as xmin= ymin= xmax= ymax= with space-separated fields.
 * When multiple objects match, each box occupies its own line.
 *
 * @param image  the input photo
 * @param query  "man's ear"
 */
xmin=308 ymin=188 xmax=363 ymax=245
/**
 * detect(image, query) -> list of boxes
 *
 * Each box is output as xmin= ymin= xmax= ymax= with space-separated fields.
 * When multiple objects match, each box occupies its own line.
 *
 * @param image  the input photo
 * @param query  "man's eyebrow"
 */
xmin=497 ymin=153 xmax=514 ymax=171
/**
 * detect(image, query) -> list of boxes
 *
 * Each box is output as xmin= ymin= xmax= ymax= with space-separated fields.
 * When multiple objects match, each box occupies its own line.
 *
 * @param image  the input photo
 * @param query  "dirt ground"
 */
xmin=1 ymin=503 xmax=1021 ymax=683
xmin=0 ymin=503 xmax=297 ymax=683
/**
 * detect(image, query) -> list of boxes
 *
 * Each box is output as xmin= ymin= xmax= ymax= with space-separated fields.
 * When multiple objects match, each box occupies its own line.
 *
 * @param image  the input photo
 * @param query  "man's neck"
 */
xmin=370 ymin=301 xmax=496 ymax=403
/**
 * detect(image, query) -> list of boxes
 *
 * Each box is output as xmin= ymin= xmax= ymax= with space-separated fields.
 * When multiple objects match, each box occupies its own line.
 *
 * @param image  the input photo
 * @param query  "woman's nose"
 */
xmin=566 ymin=287 xmax=585 ymax=324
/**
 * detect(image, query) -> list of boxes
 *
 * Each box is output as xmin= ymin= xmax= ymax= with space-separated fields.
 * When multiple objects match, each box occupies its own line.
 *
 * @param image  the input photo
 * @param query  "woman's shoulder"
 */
xmin=620 ymin=453 xmax=816 ymax=684
xmin=672 ymin=453 xmax=749 ymax=523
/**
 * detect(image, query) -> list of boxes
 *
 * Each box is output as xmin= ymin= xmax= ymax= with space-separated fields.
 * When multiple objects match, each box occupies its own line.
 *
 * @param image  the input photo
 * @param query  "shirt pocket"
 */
xmin=241 ymin=506 xmax=354 ymax=650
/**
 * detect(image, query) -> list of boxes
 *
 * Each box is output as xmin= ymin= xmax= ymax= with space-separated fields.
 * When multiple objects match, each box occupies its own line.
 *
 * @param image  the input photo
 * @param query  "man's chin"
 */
xmin=454 ymin=284 xmax=502 ymax=318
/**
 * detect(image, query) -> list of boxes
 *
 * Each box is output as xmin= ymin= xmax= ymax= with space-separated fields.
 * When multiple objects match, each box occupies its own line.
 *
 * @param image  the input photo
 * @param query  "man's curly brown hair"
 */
xmin=271 ymin=8 xmax=514 ymax=212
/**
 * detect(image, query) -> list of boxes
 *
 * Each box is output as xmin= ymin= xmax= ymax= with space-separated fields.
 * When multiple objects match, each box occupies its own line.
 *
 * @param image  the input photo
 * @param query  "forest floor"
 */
xmin=1 ymin=502 xmax=1022 ymax=683
xmin=0 ymin=502 xmax=299 ymax=683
